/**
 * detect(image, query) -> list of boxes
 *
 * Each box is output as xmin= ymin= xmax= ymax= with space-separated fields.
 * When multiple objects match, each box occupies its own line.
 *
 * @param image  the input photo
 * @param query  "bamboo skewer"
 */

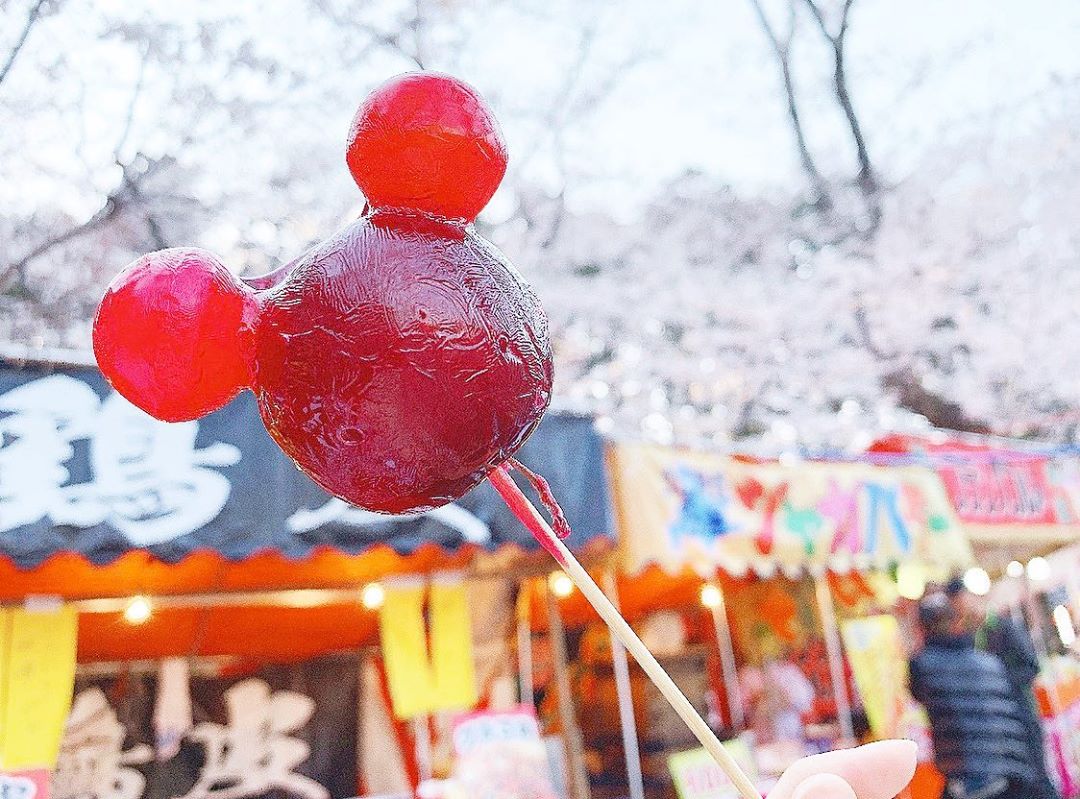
xmin=488 ymin=464 xmax=762 ymax=799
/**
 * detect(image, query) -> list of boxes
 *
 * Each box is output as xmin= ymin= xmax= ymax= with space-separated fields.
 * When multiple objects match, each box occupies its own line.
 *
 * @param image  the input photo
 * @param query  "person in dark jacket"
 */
xmin=910 ymin=591 xmax=1040 ymax=799
xmin=945 ymin=578 xmax=1059 ymax=799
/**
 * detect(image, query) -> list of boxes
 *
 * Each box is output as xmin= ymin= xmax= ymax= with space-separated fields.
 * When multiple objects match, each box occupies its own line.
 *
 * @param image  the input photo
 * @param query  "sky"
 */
xmin=4 ymin=0 xmax=1080 ymax=445
xmin=5 ymin=0 xmax=1080 ymax=224
xmin=466 ymin=0 xmax=1080 ymax=218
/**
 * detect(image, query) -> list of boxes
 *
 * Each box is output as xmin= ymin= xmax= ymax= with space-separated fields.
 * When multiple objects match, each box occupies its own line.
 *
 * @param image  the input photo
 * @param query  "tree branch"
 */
xmin=883 ymin=367 xmax=991 ymax=434
xmin=0 ymin=155 xmax=174 ymax=292
xmin=309 ymin=0 xmax=426 ymax=69
xmin=0 ymin=0 xmax=48 ymax=89
xmin=800 ymin=0 xmax=877 ymax=197
xmin=746 ymin=0 xmax=831 ymax=207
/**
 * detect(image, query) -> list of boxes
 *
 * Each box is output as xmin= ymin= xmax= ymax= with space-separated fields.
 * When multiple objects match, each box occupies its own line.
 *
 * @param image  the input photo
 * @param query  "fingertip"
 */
xmin=793 ymin=774 xmax=857 ymax=799
xmin=860 ymin=739 xmax=918 ymax=786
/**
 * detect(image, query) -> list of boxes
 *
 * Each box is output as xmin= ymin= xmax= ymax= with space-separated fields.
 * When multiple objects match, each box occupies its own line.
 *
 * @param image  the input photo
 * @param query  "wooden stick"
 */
xmin=489 ymin=465 xmax=762 ymax=799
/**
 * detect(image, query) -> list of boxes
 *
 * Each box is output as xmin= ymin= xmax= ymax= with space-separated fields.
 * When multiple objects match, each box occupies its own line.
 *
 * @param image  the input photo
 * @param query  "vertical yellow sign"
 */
xmin=0 ymin=605 xmax=79 ymax=770
xmin=428 ymin=579 xmax=478 ymax=713
xmin=840 ymin=614 xmax=907 ymax=739
xmin=378 ymin=578 xmax=477 ymax=720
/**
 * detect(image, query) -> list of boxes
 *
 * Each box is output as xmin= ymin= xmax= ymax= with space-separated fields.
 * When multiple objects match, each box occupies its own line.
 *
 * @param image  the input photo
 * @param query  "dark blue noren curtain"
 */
xmin=0 ymin=358 xmax=611 ymax=567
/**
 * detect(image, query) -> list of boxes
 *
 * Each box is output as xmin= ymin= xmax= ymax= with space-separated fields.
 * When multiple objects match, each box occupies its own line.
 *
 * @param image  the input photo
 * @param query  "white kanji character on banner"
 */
xmin=53 ymin=688 xmax=153 ymax=799
xmin=0 ymin=375 xmax=239 ymax=545
xmin=177 ymin=680 xmax=328 ymax=799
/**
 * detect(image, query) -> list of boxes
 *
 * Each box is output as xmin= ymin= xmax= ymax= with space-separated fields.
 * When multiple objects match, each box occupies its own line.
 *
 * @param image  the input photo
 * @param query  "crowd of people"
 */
xmin=911 ymin=579 xmax=1057 ymax=799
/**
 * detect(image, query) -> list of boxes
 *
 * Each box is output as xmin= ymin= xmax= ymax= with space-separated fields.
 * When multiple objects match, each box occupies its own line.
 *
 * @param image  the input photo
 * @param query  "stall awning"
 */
xmin=0 ymin=357 xmax=613 ymax=570
xmin=869 ymin=433 xmax=1080 ymax=567
xmin=607 ymin=442 xmax=973 ymax=576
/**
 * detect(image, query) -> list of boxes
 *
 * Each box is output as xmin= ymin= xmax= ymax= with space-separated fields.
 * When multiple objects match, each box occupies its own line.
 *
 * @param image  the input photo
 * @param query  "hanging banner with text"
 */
xmin=0 ymin=360 xmax=611 ymax=568
xmin=871 ymin=435 xmax=1080 ymax=537
xmin=54 ymin=654 xmax=358 ymax=799
xmin=0 ymin=606 xmax=78 ymax=777
xmin=609 ymin=443 xmax=972 ymax=574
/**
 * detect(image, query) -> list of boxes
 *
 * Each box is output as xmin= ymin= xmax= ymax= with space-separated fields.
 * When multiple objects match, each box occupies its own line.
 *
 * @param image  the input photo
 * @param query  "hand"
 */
xmin=768 ymin=740 xmax=918 ymax=799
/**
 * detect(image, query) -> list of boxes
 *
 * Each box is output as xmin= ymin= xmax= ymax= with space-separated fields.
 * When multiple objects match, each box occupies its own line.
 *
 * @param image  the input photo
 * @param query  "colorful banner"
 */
xmin=451 ymin=706 xmax=559 ymax=799
xmin=668 ymin=738 xmax=758 ymax=799
xmin=840 ymin=615 xmax=908 ymax=739
xmin=378 ymin=578 xmax=478 ymax=720
xmin=938 ymin=457 xmax=1057 ymax=524
xmin=0 ymin=606 xmax=79 ymax=772
xmin=608 ymin=443 xmax=971 ymax=573
xmin=874 ymin=435 xmax=1080 ymax=528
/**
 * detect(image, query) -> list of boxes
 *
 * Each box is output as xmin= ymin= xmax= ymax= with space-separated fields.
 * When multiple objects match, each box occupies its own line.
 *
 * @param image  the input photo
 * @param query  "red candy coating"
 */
xmin=253 ymin=211 xmax=552 ymax=513
xmin=93 ymin=248 xmax=257 ymax=423
xmin=346 ymin=73 xmax=508 ymax=223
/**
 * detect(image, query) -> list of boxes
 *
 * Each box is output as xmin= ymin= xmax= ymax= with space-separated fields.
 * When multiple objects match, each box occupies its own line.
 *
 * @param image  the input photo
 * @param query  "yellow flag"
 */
xmin=378 ymin=578 xmax=477 ymax=720
xmin=379 ymin=581 xmax=436 ymax=720
xmin=840 ymin=615 xmax=907 ymax=739
xmin=429 ymin=579 xmax=478 ymax=713
xmin=0 ymin=605 xmax=79 ymax=770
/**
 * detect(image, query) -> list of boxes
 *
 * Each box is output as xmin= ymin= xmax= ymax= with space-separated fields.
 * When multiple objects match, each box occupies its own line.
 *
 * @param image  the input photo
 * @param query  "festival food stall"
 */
xmin=872 ymin=433 xmax=1080 ymax=799
xmin=599 ymin=441 xmax=974 ymax=799
xmin=0 ymin=354 xmax=615 ymax=799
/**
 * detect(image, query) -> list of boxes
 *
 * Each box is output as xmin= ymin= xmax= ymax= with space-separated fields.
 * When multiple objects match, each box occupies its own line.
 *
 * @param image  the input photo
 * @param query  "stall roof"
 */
xmin=0 ymin=356 xmax=613 ymax=571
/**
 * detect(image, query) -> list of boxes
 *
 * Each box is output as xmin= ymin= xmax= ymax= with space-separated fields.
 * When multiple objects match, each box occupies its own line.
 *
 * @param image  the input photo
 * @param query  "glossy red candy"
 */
xmin=93 ymin=248 xmax=257 ymax=422
xmin=255 ymin=211 xmax=551 ymax=512
xmin=93 ymin=73 xmax=553 ymax=513
xmin=346 ymin=72 xmax=508 ymax=223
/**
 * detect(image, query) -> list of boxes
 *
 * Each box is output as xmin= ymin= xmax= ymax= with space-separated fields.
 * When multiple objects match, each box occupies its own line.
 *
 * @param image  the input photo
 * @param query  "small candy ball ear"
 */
xmin=93 ymin=247 xmax=258 ymax=422
xmin=345 ymin=72 xmax=508 ymax=223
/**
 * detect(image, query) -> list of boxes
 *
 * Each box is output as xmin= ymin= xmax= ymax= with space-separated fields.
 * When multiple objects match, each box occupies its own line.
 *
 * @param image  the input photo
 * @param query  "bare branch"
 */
xmin=852 ymin=298 xmax=898 ymax=361
xmin=0 ymin=0 xmax=48 ymax=89
xmin=308 ymin=0 xmax=426 ymax=69
xmin=801 ymin=0 xmax=829 ymax=38
xmin=883 ymin=367 xmax=991 ymax=434
xmin=0 ymin=155 xmax=174 ymax=291
xmin=801 ymin=0 xmax=877 ymax=197
xmin=113 ymin=45 xmax=149 ymax=162
xmin=746 ymin=0 xmax=830 ymax=207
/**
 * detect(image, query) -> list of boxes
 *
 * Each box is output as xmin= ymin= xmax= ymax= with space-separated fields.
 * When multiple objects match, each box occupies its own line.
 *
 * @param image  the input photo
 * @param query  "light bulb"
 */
xmin=700 ymin=584 xmax=722 ymax=609
xmin=361 ymin=582 xmax=385 ymax=610
xmin=962 ymin=567 xmax=991 ymax=597
xmin=549 ymin=572 xmax=574 ymax=598
xmin=1054 ymin=605 xmax=1076 ymax=647
xmin=895 ymin=563 xmax=926 ymax=601
xmin=1026 ymin=557 xmax=1051 ymax=582
xmin=1006 ymin=561 xmax=1025 ymax=578
xmin=123 ymin=595 xmax=152 ymax=625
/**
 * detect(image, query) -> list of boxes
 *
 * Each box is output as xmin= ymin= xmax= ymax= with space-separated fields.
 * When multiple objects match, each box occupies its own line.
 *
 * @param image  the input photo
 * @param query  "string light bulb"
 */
xmin=700 ymin=584 xmax=722 ymax=609
xmin=1006 ymin=560 xmax=1025 ymax=578
xmin=123 ymin=595 xmax=152 ymax=625
xmin=361 ymin=582 xmax=385 ymax=610
xmin=962 ymin=567 xmax=991 ymax=597
xmin=1026 ymin=557 xmax=1051 ymax=582
xmin=548 ymin=572 xmax=574 ymax=598
xmin=1054 ymin=605 xmax=1076 ymax=647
